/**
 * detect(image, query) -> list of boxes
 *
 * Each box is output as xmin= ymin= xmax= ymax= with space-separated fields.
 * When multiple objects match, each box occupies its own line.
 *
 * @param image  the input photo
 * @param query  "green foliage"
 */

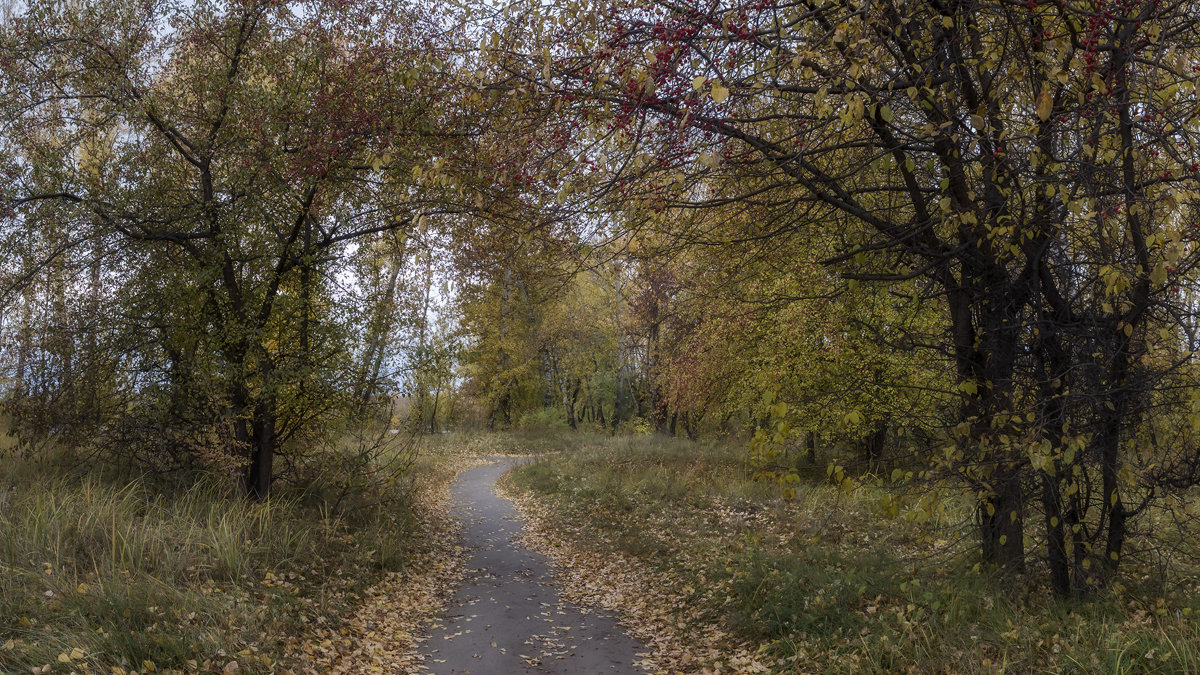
xmin=724 ymin=546 xmax=876 ymax=642
xmin=516 ymin=407 xmax=570 ymax=432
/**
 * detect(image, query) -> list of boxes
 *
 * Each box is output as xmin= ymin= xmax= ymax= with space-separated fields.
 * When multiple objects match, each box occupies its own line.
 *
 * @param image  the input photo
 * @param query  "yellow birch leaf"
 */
xmin=1036 ymin=88 xmax=1053 ymax=121
xmin=1151 ymin=262 xmax=1167 ymax=287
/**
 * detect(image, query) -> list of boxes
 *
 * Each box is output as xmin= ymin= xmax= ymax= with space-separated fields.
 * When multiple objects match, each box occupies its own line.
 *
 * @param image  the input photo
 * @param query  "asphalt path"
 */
xmin=421 ymin=457 xmax=650 ymax=675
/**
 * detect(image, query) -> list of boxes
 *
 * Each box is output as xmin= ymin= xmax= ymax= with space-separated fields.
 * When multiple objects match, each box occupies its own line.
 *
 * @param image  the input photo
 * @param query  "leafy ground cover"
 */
xmin=0 ymin=432 xmax=501 ymax=675
xmin=507 ymin=434 xmax=1200 ymax=674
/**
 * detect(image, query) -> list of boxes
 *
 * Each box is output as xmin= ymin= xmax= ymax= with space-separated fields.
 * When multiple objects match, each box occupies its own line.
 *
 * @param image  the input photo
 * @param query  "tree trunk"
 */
xmin=565 ymin=380 xmax=580 ymax=430
xmin=1097 ymin=365 xmax=1130 ymax=583
xmin=1035 ymin=309 xmax=1074 ymax=596
xmin=244 ymin=399 xmax=276 ymax=500
xmin=1041 ymin=471 xmax=1070 ymax=597
xmin=859 ymin=421 xmax=887 ymax=472
xmin=979 ymin=468 xmax=1025 ymax=571
xmin=948 ymin=270 xmax=1029 ymax=574
xmin=429 ymin=386 xmax=441 ymax=434
xmin=541 ymin=350 xmax=555 ymax=409
xmin=612 ymin=372 xmax=624 ymax=432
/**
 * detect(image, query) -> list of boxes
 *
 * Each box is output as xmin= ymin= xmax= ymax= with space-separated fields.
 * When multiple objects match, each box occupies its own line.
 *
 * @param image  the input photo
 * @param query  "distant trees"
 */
xmin=455 ymin=238 xmax=642 ymax=432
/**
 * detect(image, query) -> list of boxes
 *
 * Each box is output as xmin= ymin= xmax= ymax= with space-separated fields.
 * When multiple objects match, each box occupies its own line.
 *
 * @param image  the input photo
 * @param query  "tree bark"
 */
xmin=244 ymin=398 xmax=276 ymax=500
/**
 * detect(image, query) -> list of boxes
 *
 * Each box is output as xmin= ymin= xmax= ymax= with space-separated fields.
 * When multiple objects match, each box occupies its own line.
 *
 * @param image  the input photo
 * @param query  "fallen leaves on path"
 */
xmin=500 ymin=482 xmax=774 ymax=675
xmin=284 ymin=456 xmax=490 ymax=674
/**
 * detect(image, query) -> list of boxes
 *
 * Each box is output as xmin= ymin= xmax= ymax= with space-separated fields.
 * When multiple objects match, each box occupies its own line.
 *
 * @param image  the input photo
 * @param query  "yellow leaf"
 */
xmin=1036 ymin=88 xmax=1053 ymax=121
xmin=1151 ymin=262 xmax=1167 ymax=287
xmin=691 ymin=75 xmax=706 ymax=91
xmin=711 ymin=83 xmax=730 ymax=104
xmin=58 ymin=653 xmax=71 ymax=664
xmin=879 ymin=105 xmax=894 ymax=123
xmin=850 ymin=96 xmax=864 ymax=120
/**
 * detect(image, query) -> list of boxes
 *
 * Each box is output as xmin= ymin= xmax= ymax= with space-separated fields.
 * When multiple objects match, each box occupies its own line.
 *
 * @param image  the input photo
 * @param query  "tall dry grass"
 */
xmin=0 ymin=455 xmax=421 ymax=673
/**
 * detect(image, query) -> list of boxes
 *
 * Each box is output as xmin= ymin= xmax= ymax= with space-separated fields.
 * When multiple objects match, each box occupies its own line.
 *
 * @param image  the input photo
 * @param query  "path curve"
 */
xmin=420 ymin=457 xmax=650 ymax=675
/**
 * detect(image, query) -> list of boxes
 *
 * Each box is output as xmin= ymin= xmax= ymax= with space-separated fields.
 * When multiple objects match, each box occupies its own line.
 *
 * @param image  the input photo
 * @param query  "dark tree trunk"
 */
xmin=429 ymin=386 xmax=441 ymax=434
xmin=565 ymin=380 xmax=580 ymax=430
xmin=1041 ymin=472 xmax=1070 ymax=597
xmin=979 ymin=468 xmax=1025 ymax=570
xmin=859 ymin=421 xmax=887 ymax=472
xmin=1098 ymin=362 xmax=1130 ymax=582
xmin=245 ymin=400 xmax=276 ymax=499
xmin=611 ymin=375 xmax=623 ymax=432
xmin=950 ymin=282 xmax=1026 ymax=572
xmin=1035 ymin=307 xmax=1074 ymax=596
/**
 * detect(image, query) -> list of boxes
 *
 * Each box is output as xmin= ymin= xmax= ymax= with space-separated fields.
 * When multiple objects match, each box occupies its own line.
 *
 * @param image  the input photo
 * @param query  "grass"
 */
xmin=0 ymin=439 xmax=437 ymax=674
xmin=414 ymin=428 xmax=595 ymax=458
xmin=509 ymin=433 xmax=1200 ymax=673
xmin=0 ymin=426 xmax=569 ymax=674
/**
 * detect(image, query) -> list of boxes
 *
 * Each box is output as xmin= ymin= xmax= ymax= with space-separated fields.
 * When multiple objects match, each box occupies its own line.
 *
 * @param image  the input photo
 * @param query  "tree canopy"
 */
xmin=3 ymin=0 xmax=1200 ymax=598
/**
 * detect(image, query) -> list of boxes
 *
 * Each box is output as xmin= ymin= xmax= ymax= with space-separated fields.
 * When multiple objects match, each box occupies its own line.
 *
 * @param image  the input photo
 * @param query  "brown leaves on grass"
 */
xmin=285 ymin=541 xmax=465 ymax=674
xmin=283 ymin=456 xmax=489 ymax=674
xmin=500 ymin=483 xmax=773 ymax=674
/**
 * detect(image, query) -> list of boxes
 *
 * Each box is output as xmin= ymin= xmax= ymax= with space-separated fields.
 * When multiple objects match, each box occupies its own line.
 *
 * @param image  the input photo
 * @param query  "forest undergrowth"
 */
xmin=507 ymin=433 xmax=1200 ymax=674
